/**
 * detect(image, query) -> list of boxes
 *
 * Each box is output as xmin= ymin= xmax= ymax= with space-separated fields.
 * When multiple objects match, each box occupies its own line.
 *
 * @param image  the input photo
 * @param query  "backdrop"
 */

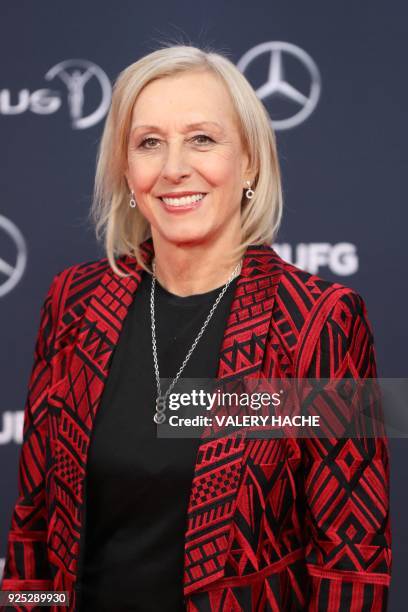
xmin=0 ymin=1 xmax=406 ymax=609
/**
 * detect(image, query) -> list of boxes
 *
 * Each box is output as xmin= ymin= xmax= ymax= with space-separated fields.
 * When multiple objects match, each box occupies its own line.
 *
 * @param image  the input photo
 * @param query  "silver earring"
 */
xmin=245 ymin=180 xmax=254 ymax=199
xmin=129 ymin=191 xmax=136 ymax=208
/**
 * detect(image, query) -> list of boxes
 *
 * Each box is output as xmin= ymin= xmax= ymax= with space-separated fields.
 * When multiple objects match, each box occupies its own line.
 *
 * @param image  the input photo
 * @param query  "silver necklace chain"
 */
xmin=151 ymin=258 xmax=243 ymax=424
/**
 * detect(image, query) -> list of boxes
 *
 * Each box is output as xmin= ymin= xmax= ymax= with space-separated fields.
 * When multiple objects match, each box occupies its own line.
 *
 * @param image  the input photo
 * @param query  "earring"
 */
xmin=245 ymin=180 xmax=254 ymax=199
xmin=129 ymin=191 xmax=136 ymax=208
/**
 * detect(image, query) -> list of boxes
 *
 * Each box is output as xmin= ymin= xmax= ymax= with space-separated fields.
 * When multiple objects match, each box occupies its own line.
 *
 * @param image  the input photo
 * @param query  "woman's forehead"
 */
xmin=131 ymin=72 xmax=236 ymax=119
xmin=134 ymin=72 xmax=232 ymax=111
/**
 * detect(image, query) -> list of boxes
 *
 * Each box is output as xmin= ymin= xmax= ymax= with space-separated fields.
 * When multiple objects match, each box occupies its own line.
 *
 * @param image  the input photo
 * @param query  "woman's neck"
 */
xmin=150 ymin=238 xmax=243 ymax=297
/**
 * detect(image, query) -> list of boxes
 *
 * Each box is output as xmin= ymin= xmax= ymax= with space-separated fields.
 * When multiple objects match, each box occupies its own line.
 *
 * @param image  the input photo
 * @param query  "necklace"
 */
xmin=150 ymin=258 xmax=243 ymax=424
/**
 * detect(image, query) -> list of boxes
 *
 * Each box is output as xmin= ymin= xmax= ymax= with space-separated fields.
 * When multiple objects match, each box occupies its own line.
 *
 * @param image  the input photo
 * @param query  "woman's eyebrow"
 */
xmin=130 ymin=121 xmax=224 ymax=134
xmin=185 ymin=121 xmax=223 ymax=130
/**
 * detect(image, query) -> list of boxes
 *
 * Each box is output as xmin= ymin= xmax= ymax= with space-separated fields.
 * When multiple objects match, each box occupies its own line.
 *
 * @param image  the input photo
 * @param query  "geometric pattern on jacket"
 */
xmin=1 ymin=238 xmax=391 ymax=611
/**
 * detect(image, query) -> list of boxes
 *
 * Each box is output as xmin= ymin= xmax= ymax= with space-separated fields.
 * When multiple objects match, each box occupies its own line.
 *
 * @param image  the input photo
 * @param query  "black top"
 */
xmin=76 ymin=269 xmax=238 ymax=611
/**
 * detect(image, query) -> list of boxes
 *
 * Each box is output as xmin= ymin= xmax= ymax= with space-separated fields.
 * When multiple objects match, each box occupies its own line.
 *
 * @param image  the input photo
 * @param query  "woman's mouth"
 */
xmin=158 ymin=193 xmax=207 ymax=212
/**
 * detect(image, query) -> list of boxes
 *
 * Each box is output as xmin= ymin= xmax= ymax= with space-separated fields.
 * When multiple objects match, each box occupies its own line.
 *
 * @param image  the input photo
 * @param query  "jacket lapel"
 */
xmin=182 ymin=243 xmax=283 ymax=595
xmin=53 ymin=237 xmax=283 ymax=596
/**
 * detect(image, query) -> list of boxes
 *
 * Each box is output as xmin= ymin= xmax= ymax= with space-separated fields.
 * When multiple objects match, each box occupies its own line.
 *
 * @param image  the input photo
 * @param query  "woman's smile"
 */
xmin=158 ymin=192 xmax=207 ymax=212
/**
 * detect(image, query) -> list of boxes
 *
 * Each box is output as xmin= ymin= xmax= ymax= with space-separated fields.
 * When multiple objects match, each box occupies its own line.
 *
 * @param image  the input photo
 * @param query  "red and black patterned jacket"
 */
xmin=1 ymin=239 xmax=391 ymax=611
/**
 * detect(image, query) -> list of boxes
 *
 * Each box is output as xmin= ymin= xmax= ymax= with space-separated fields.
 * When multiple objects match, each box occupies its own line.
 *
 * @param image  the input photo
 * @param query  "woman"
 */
xmin=1 ymin=45 xmax=391 ymax=611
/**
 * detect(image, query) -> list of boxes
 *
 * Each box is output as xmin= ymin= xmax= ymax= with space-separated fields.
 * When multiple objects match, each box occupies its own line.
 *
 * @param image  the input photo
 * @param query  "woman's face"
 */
xmin=125 ymin=69 xmax=252 ymax=249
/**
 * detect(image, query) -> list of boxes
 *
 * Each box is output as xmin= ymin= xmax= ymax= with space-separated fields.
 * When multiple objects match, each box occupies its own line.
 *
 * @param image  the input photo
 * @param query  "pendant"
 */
xmin=153 ymin=412 xmax=165 ymax=424
xmin=154 ymin=395 xmax=167 ymax=424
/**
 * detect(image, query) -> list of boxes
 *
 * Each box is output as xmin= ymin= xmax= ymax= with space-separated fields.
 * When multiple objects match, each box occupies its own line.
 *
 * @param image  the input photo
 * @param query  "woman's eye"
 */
xmin=139 ymin=137 xmax=159 ymax=149
xmin=138 ymin=134 xmax=214 ymax=149
xmin=192 ymin=134 xmax=214 ymax=145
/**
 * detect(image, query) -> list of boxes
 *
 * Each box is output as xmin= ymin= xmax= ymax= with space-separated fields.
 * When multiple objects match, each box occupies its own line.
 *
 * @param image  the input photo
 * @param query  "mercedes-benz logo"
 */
xmin=0 ymin=215 xmax=27 ymax=298
xmin=45 ymin=59 xmax=111 ymax=129
xmin=237 ymin=41 xmax=321 ymax=130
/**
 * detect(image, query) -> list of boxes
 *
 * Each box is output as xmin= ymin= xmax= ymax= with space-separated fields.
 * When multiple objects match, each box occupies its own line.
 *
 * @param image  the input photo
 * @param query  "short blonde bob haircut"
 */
xmin=90 ymin=44 xmax=283 ymax=278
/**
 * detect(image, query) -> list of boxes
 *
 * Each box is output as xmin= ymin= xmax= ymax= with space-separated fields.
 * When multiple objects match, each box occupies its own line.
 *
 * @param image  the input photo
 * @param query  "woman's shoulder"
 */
xmin=273 ymin=247 xmax=365 ymax=311
xmin=269 ymin=250 xmax=376 ymax=377
xmin=56 ymin=255 xmax=112 ymax=284
xmin=44 ymin=256 xmax=113 ymax=327
xmin=51 ymin=255 xmax=112 ymax=295
xmin=271 ymin=248 xmax=371 ymax=346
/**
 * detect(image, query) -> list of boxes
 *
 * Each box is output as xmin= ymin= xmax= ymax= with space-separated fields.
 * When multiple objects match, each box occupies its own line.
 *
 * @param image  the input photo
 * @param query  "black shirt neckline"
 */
xmin=153 ymin=274 xmax=238 ymax=308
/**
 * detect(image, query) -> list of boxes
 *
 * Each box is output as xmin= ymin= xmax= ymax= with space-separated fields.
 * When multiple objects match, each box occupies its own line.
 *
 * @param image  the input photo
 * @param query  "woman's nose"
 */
xmin=161 ymin=141 xmax=191 ymax=181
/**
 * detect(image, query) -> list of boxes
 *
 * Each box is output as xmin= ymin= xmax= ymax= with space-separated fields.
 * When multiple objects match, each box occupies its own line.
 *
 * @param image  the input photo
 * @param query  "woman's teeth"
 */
xmin=161 ymin=193 xmax=205 ymax=206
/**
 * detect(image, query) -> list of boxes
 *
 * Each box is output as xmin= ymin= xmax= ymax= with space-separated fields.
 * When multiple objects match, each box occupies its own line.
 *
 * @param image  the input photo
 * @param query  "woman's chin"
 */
xmin=154 ymin=225 xmax=211 ymax=247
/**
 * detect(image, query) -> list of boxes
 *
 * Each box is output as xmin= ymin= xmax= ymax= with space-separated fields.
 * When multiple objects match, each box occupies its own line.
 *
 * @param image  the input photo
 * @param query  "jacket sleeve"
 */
xmin=1 ymin=272 xmax=63 ymax=595
xmin=299 ymin=291 xmax=392 ymax=611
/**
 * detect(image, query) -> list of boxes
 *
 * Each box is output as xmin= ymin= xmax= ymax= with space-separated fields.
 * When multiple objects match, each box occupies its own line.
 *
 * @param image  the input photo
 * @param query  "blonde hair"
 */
xmin=90 ymin=43 xmax=283 ymax=277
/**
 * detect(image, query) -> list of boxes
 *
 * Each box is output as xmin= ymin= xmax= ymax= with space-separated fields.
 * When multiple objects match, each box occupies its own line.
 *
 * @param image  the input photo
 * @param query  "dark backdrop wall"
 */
xmin=0 ymin=1 xmax=406 ymax=609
